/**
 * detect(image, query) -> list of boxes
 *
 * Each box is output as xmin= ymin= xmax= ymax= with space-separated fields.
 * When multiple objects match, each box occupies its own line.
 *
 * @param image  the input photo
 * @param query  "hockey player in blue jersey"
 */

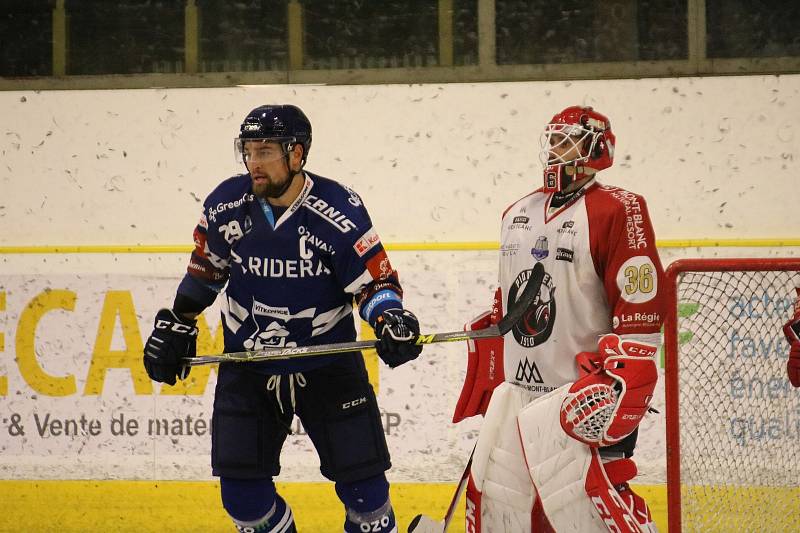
xmin=143 ymin=104 xmax=423 ymax=532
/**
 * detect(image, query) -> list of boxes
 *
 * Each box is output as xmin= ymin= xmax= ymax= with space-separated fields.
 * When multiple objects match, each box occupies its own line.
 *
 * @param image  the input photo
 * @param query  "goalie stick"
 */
xmin=407 ymin=446 xmax=475 ymax=533
xmin=185 ymin=262 xmax=545 ymax=367
xmin=407 ymin=262 xmax=547 ymax=533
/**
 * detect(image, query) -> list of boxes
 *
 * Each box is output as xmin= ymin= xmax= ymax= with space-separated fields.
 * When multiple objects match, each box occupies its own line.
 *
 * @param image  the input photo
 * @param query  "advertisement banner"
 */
xmin=0 ymin=272 xmax=481 ymax=482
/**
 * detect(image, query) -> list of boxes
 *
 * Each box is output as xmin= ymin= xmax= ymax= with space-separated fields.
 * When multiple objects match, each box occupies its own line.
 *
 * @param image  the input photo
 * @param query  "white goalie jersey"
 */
xmin=497 ymin=178 xmax=665 ymax=397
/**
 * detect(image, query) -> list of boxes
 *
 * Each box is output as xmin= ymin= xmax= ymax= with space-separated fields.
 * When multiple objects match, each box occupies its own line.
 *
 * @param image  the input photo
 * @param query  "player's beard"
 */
xmin=252 ymin=170 xmax=295 ymax=200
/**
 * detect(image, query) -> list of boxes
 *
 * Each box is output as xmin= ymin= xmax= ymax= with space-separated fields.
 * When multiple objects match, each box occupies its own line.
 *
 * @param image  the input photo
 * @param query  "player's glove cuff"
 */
xmin=374 ymin=308 xmax=422 ymax=368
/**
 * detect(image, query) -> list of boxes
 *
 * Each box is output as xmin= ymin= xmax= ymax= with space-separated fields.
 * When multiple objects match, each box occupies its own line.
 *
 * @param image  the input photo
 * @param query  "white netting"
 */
xmin=562 ymin=383 xmax=617 ymax=443
xmin=673 ymin=266 xmax=800 ymax=532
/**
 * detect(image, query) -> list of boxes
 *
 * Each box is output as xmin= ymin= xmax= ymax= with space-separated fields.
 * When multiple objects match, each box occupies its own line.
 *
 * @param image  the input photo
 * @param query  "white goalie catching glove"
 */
xmin=560 ymin=334 xmax=658 ymax=447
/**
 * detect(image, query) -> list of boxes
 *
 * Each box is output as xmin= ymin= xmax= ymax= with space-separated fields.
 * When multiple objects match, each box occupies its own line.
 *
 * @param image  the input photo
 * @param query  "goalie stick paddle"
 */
xmin=407 ymin=446 xmax=475 ymax=533
xmin=186 ymin=261 xmax=545 ymax=367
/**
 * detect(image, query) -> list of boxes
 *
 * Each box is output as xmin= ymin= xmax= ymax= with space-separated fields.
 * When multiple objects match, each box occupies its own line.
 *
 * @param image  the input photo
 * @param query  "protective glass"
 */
xmin=539 ymin=124 xmax=594 ymax=167
xmin=234 ymin=138 xmax=294 ymax=164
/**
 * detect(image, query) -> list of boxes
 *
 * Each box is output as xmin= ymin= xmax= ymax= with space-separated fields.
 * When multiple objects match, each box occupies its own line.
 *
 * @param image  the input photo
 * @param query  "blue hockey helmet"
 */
xmin=235 ymin=104 xmax=312 ymax=165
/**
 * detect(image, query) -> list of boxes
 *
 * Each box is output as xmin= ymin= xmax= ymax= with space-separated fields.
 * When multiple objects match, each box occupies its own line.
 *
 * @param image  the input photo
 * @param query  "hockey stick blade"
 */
xmin=408 ymin=445 xmax=476 ymax=533
xmin=407 ymin=515 xmax=443 ymax=533
xmin=186 ymin=262 xmax=544 ymax=367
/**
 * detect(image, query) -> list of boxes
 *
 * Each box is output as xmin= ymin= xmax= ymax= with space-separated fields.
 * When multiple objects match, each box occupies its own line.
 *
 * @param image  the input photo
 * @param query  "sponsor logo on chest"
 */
xmin=531 ymin=236 xmax=549 ymax=260
xmin=507 ymin=212 xmax=532 ymax=231
xmin=298 ymin=225 xmax=335 ymax=254
xmin=509 ymin=268 xmax=556 ymax=348
xmin=243 ymin=256 xmax=331 ymax=279
xmin=515 ymin=357 xmax=543 ymax=383
xmin=207 ymin=192 xmax=254 ymax=223
xmin=501 ymin=243 xmax=520 ymax=257
xmin=557 ymin=219 xmax=577 ymax=237
xmin=555 ymin=247 xmax=574 ymax=262
xmin=304 ymin=194 xmax=357 ymax=233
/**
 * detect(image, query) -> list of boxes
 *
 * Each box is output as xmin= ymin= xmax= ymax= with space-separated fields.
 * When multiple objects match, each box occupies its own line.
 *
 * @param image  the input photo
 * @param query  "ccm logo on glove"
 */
xmin=155 ymin=319 xmax=198 ymax=335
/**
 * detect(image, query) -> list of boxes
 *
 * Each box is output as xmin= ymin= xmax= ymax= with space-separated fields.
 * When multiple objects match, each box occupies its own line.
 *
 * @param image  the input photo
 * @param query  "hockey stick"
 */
xmin=186 ymin=262 xmax=545 ymax=367
xmin=407 ymin=262 xmax=547 ymax=533
xmin=407 ymin=446 xmax=475 ymax=533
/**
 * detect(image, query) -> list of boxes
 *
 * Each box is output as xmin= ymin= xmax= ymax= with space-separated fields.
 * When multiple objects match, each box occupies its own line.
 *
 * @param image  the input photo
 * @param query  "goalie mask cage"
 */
xmin=665 ymin=258 xmax=800 ymax=533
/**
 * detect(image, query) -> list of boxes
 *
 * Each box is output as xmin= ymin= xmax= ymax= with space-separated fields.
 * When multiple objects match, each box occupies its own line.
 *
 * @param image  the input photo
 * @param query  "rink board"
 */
xmin=5 ymin=480 xmax=800 ymax=532
xmin=0 ymin=260 xmax=668 ymax=486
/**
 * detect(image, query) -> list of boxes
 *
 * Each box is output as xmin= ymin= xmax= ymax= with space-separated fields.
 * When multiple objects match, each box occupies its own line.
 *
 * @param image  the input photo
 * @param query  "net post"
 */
xmin=664 ymin=261 xmax=683 ymax=533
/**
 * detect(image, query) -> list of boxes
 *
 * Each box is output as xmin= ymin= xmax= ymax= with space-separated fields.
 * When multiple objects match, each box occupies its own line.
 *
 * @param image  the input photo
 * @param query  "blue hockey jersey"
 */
xmin=180 ymin=171 xmax=404 ymax=373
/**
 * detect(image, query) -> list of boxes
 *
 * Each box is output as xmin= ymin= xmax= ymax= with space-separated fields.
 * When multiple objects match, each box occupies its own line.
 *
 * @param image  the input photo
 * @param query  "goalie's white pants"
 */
xmin=468 ymin=383 xmax=636 ymax=532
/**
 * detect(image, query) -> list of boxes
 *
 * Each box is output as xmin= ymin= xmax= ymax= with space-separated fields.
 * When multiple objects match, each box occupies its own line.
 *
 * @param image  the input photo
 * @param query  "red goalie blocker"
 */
xmin=453 ymin=288 xmax=504 ymax=423
xmin=560 ymin=334 xmax=658 ymax=446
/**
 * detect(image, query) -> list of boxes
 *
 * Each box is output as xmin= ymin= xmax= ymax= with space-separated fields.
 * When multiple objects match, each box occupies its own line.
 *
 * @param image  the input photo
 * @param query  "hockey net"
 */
xmin=664 ymin=258 xmax=800 ymax=533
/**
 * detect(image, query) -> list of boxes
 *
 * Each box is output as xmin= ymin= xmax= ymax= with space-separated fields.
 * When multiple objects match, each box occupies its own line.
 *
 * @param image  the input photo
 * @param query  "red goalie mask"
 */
xmin=540 ymin=106 xmax=616 ymax=193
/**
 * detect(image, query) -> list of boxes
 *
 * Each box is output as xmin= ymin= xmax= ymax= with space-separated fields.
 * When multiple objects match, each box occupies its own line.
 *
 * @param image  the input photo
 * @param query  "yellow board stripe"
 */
xmin=0 ymin=480 xmax=667 ymax=532
xmin=0 ymin=238 xmax=799 ymax=254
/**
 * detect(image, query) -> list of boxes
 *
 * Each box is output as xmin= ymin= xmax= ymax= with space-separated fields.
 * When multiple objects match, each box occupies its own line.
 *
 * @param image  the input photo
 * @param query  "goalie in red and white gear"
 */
xmin=784 ymin=288 xmax=800 ymax=388
xmin=454 ymin=106 xmax=665 ymax=532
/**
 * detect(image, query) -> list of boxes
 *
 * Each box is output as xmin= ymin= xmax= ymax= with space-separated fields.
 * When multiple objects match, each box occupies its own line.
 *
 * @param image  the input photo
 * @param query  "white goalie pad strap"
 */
xmin=517 ymin=384 xmax=609 ymax=533
xmin=469 ymin=382 xmax=537 ymax=532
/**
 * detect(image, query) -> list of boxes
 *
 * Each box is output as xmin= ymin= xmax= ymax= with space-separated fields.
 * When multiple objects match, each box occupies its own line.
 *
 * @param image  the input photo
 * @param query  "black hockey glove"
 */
xmin=143 ymin=308 xmax=198 ymax=386
xmin=374 ymin=308 xmax=423 ymax=368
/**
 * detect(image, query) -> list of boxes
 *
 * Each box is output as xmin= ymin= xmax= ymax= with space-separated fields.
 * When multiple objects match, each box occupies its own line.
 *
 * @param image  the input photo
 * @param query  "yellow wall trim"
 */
xmin=1 ymin=238 xmax=799 ymax=254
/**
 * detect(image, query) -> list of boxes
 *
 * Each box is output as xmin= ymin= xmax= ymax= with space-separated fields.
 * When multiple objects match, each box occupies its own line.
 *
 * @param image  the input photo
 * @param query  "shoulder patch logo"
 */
xmin=344 ymin=185 xmax=363 ymax=207
xmin=354 ymin=227 xmax=381 ymax=257
xmin=366 ymin=250 xmax=394 ymax=281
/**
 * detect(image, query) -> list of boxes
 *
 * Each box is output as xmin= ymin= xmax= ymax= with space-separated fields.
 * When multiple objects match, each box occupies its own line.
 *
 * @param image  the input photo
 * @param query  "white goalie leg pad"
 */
xmin=517 ymin=384 xmax=609 ymax=533
xmin=469 ymin=382 xmax=537 ymax=532
xmin=518 ymin=385 xmax=650 ymax=533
